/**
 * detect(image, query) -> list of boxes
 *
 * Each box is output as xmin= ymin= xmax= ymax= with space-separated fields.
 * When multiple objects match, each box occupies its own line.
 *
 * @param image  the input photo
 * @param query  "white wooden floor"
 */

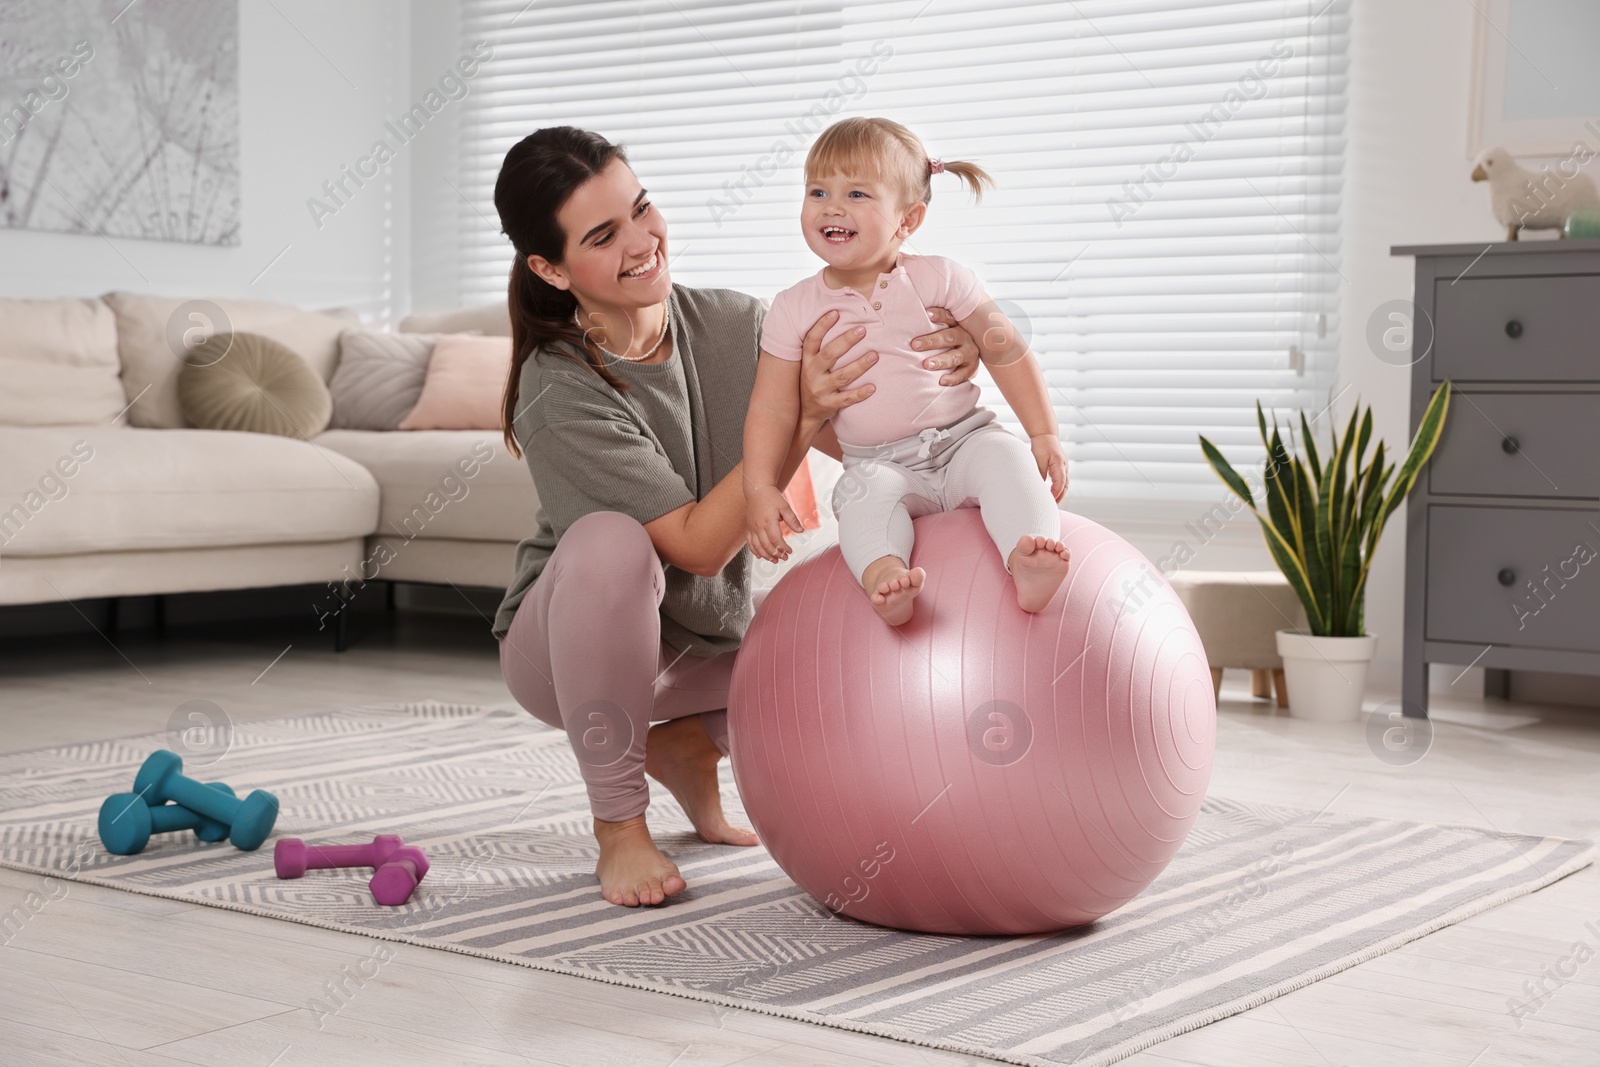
xmin=1 ymin=609 xmax=1597 ymax=1067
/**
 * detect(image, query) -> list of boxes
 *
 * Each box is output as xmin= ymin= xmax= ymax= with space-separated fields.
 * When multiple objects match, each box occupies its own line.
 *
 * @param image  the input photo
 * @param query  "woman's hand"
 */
xmin=914 ymin=306 xmax=982 ymax=387
xmin=798 ymin=310 xmax=879 ymax=426
xmin=1031 ymin=433 xmax=1068 ymax=502
xmin=746 ymin=485 xmax=802 ymax=562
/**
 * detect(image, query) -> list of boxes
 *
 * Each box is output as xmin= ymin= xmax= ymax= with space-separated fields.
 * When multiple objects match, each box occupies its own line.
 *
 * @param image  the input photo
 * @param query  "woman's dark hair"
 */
xmin=495 ymin=126 xmax=631 ymax=459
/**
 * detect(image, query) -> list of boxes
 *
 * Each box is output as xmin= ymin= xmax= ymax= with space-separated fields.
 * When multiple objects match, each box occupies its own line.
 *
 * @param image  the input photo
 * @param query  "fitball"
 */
xmin=728 ymin=508 xmax=1215 ymax=935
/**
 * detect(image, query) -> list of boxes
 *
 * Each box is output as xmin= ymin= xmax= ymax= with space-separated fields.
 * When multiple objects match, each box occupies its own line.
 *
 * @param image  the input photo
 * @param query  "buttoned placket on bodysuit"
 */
xmin=825 ymin=270 xmax=894 ymax=311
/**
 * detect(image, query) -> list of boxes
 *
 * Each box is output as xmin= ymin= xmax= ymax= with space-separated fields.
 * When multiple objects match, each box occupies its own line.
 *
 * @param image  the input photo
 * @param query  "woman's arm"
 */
xmin=810 ymin=420 xmax=843 ymax=462
xmin=644 ymin=310 xmax=875 ymax=578
xmin=646 ymin=411 xmax=821 ymax=577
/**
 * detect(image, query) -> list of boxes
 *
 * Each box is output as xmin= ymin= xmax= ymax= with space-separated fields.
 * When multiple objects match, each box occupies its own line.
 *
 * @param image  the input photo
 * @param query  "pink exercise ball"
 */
xmin=728 ymin=507 xmax=1215 ymax=936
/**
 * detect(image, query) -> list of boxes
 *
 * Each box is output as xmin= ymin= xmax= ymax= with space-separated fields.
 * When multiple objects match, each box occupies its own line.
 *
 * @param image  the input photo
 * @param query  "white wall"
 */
xmin=1341 ymin=0 xmax=1522 ymax=691
xmin=408 ymin=0 xmax=469 ymax=318
xmin=0 ymin=1 xmax=414 ymax=324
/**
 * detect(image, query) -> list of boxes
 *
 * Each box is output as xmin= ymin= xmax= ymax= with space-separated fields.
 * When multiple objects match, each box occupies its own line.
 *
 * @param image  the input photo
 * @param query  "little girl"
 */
xmin=743 ymin=117 xmax=1070 ymax=626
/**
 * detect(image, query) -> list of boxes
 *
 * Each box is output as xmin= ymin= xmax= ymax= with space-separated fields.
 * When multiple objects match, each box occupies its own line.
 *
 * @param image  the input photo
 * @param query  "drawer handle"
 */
xmin=1497 ymin=568 xmax=1517 ymax=587
xmin=1501 ymin=436 xmax=1520 ymax=454
xmin=1505 ymin=319 xmax=1523 ymax=338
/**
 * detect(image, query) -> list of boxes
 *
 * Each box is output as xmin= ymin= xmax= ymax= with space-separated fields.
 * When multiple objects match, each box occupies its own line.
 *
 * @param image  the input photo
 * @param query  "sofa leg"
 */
xmin=1209 ymin=667 xmax=1223 ymax=700
xmin=1251 ymin=669 xmax=1271 ymax=699
xmin=1272 ymin=668 xmax=1289 ymax=708
xmin=153 ymin=595 xmax=166 ymax=636
xmin=334 ymin=608 xmax=349 ymax=653
xmin=386 ymin=581 xmax=397 ymax=612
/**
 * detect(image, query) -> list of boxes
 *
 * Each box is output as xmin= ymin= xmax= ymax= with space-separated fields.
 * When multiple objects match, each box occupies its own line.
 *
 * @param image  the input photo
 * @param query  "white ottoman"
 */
xmin=1168 ymin=570 xmax=1308 ymax=707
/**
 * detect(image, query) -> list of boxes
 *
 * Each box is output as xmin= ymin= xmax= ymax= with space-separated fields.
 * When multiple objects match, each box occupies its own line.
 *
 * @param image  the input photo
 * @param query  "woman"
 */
xmin=492 ymin=127 xmax=982 ymax=908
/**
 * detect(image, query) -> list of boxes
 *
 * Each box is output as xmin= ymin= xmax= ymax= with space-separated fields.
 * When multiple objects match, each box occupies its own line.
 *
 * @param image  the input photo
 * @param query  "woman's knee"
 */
xmin=554 ymin=511 xmax=663 ymax=592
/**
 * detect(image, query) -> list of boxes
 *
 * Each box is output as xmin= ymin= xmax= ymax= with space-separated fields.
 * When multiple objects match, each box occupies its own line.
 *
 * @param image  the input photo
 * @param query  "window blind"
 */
xmin=459 ymin=0 xmax=1348 ymax=505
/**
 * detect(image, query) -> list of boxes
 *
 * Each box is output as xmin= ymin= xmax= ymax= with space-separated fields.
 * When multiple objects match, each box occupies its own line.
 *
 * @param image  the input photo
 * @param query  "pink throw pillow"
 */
xmin=397 ymin=334 xmax=512 ymax=431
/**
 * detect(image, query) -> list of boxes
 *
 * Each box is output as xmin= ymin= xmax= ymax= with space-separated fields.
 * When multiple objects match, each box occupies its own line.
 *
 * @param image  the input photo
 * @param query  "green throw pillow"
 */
xmin=177 ymin=331 xmax=333 ymax=438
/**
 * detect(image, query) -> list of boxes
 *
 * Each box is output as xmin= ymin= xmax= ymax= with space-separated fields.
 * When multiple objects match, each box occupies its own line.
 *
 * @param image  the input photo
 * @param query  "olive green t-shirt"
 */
xmin=491 ymin=283 xmax=764 ymax=657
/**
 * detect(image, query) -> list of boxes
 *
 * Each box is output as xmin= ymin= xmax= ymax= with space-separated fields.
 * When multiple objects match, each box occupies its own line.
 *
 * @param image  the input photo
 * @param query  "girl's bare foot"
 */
xmin=644 ymin=715 xmax=759 ymax=847
xmin=593 ymin=814 xmax=686 ymax=906
xmin=863 ymin=556 xmax=925 ymax=626
xmin=1009 ymin=535 xmax=1071 ymax=612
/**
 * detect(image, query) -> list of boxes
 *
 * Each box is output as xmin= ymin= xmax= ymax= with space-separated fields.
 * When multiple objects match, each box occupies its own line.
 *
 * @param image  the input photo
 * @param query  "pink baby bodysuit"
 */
xmin=760 ymin=253 xmax=988 ymax=447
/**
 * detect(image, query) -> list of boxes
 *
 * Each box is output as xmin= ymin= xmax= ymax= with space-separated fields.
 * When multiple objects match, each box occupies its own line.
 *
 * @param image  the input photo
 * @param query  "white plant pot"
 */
xmin=1275 ymin=630 xmax=1379 ymax=722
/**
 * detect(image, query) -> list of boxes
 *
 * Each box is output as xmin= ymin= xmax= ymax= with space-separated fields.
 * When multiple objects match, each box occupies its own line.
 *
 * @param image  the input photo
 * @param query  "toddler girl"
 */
xmin=743 ymin=117 xmax=1070 ymax=625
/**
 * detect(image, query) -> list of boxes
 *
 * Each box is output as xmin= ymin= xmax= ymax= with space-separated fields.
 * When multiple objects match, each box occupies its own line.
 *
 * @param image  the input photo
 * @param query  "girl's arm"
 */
xmin=959 ymin=296 xmax=1055 ymax=436
xmin=744 ymin=355 xmax=808 ymax=560
xmin=959 ymin=297 xmax=1068 ymax=500
xmin=744 ymin=353 xmax=801 ymax=492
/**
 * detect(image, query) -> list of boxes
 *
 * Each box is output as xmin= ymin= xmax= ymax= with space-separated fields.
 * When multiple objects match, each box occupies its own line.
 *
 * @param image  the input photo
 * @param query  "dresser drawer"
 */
xmin=1433 ymin=274 xmax=1600 ymax=382
xmin=1428 ymin=392 xmax=1600 ymax=498
xmin=1426 ymin=505 xmax=1600 ymax=651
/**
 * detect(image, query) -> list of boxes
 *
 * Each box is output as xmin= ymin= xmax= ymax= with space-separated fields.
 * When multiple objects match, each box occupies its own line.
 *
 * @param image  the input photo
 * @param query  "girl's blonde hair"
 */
xmin=804 ymin=116 xmax=994 ymax=208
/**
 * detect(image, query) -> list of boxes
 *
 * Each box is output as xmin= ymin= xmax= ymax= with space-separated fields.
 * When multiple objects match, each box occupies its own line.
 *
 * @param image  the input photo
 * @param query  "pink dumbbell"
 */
xmin=369 ymin=845 xmax=429 ymax=907
xmin=274 ymin=834 xmax=429 ymax=906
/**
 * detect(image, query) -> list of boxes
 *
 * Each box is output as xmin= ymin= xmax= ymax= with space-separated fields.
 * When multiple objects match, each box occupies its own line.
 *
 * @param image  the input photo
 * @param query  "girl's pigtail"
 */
xmin=931 ymin=158 xmax=996 ymax=204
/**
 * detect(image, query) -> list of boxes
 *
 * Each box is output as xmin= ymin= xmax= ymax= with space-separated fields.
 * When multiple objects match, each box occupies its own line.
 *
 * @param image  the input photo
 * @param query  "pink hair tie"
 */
xmin=929 ymin=158 xmax=946 ymax=175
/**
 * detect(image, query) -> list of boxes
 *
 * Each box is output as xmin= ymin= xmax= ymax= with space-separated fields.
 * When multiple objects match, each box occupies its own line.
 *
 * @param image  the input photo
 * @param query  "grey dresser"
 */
xmin=1392 ymin=240 xmax=1600 ymax=718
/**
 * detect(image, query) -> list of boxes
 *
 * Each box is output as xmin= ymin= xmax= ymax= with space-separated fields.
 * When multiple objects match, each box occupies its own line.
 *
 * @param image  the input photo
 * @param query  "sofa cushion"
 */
xmin=328 ymin=330 xmax=437 ymax=431
xmin=313 ymin=429 xmax=538 ymax=543
xmin=397 ymin=335 xmax=512 ymax=431
xmin=103 ymin=292 xmax=360 ymax=429
xmin=0 ymin=427 xmax=378 ymax=557
xmin=398 ymin=301 xmax=509 ymax=336
xmin=0 ymin=297 xmax=128 ymax=426
xmin=178 ymin=332 xmax=334 ymax=438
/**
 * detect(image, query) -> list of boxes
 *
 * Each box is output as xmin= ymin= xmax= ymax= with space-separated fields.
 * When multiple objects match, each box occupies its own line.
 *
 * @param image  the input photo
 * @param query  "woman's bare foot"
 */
xmin=863 ymin=555 xmax=925 ymax=626
xmin=593 ymin=814 xmax=686 ymax=906
xmin=644 ymin=715 xmax=759 ymax=847
xmin=1008 ymin=535 xmax=1071 ymax=612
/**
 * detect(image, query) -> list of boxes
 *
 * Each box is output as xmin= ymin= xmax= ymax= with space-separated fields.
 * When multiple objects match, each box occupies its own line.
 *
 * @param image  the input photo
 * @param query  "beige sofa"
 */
xmin=0 ymin=293 xmax=534 ymax=643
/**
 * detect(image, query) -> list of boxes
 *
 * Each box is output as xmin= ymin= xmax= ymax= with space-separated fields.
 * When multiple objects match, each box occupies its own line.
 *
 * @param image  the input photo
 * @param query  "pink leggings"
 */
xmin=498 ymin=511 xmax=761 ymax=823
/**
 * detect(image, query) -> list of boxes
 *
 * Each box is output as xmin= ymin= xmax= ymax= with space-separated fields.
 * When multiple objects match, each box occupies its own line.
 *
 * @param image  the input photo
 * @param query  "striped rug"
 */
xmin=0 ymin=701 xmax=1590 ymax=1067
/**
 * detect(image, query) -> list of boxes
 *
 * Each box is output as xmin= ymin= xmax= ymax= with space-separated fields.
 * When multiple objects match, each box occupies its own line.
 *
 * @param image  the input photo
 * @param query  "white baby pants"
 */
xmin=831 ymin=407 xmax=1062 ymax=585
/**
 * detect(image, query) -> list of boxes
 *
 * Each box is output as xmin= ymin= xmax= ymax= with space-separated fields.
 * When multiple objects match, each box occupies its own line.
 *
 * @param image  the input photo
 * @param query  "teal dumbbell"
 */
xmin=133 ymin=750 xmax=279 ymax=851
xmin=98 ymin=784 xmax=236 ymax=855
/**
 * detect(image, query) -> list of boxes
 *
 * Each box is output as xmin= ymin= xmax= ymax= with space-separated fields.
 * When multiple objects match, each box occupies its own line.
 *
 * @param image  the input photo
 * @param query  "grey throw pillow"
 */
xmin=327 ymin=330 xmax=438 ymax=431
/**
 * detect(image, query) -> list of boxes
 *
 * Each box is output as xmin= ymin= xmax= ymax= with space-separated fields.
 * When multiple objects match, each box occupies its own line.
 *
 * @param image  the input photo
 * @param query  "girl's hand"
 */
xmin=1031 ymin=434 xmax=1068 ymax=502
xmin=913 ymin=306 xmax=982 ymax=387
xmin=746 ymin=485 xmax=803 ymax=562
xmin=799 ymin=310 xmax=879 ymax=425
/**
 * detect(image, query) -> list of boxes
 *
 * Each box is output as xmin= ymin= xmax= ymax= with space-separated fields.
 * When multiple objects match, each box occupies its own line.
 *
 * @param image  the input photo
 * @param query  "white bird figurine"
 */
xmin=1471 ymin=146 xmax=1600 ymax=241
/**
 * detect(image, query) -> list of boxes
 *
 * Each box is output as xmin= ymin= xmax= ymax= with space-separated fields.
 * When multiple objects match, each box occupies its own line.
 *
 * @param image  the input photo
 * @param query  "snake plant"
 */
xmin=1198 ymin=383 xmax=1451 ymax=638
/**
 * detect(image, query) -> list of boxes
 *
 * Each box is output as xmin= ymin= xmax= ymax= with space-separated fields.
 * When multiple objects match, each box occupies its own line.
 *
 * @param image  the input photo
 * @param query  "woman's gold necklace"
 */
xmin=573 ymin=302 xmax=670 ymax=363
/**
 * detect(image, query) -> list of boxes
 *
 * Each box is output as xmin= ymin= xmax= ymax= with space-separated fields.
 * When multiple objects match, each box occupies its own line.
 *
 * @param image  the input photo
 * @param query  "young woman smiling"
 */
xmin=490 ymin=127 xmax=984 ymax=908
